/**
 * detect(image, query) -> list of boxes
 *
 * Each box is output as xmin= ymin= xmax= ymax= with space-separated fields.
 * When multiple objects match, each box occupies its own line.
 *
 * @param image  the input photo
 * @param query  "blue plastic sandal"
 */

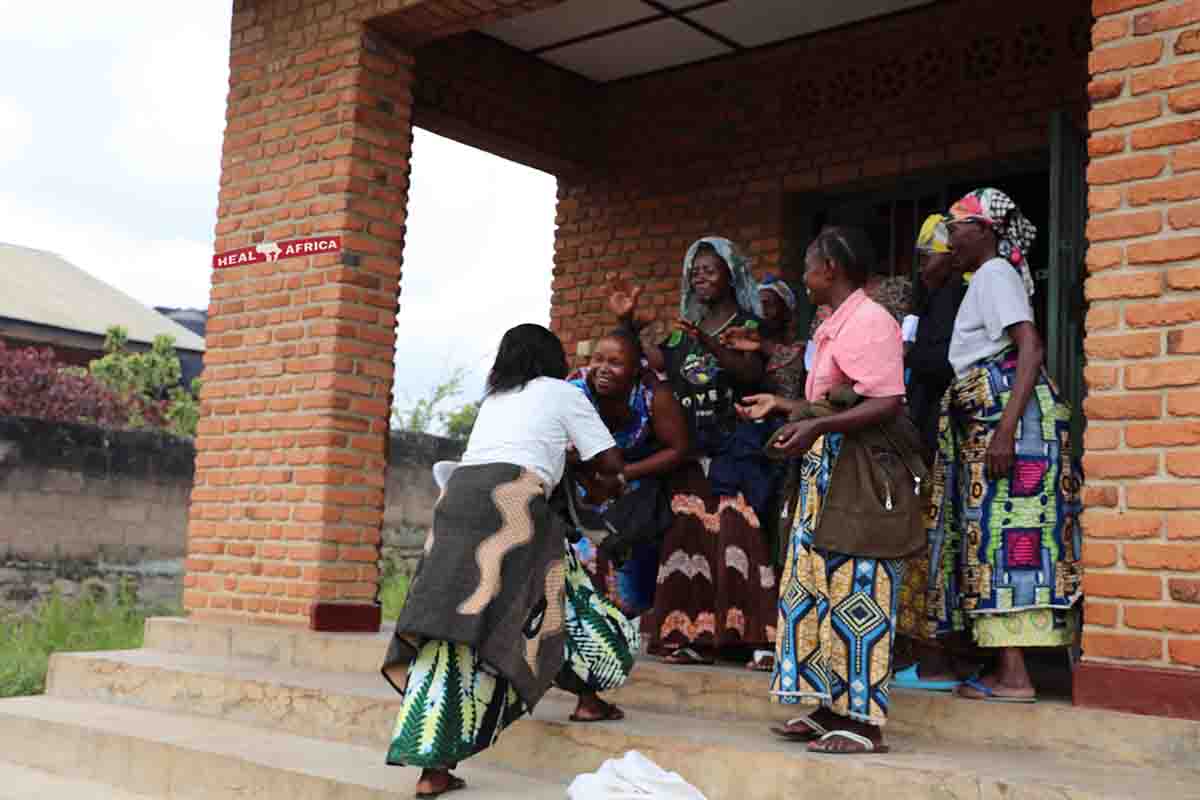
xmin=956 ymin=677 xmax=1036 ymax=703
xmin=891 ymin=664 xmax=961 ymax=693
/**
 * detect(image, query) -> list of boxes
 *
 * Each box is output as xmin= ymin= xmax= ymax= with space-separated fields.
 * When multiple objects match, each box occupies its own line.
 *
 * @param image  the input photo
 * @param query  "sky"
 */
xmin=0 ymin=1 xmax=555 ymax=427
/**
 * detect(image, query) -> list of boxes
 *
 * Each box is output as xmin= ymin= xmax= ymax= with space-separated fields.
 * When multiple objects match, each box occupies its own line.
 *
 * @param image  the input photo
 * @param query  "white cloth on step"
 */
xmin=567 ymin=751 xmax=707 ymax=799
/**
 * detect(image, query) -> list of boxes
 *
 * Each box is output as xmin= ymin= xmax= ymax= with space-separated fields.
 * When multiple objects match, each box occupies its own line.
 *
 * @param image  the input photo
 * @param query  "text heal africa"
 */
xmin=212 ymin=236 xmax=341 ymax=269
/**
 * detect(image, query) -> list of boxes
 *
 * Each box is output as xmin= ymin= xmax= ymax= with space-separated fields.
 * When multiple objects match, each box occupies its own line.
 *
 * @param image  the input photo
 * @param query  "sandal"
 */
xmin=891 ymin=664 xmax=960 ymax=693
xmin=569 ymin=699 xmax=625 ymax=723
xmin=807 ymin=730 xmax=889 ymax=755
xmin=769 ymin=715 xmax=827 ymax=741
xmin=662 ymin=647 xmax=714 ymax=665
xmin=746 ymin=650 xmax=775 ymax=672
xmin=956 ymin=677 xmax=1035 ymax=703
xmin=415 ymin=775 xmax=467 ymax=798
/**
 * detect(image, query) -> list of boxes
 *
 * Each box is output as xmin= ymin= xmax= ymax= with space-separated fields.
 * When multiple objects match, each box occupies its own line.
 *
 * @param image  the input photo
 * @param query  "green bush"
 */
xmin=89 ymin=326 xmax=201 ymax=438
xmin=380 ymin=569 xmax=410 ymax=621
xmin=0 ymin=585 xmax=178 ymax=698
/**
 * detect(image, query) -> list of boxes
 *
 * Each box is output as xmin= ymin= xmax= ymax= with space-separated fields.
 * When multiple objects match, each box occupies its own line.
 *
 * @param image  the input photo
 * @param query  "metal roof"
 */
xmin=0 ymin=242 xmax=206 ymax=352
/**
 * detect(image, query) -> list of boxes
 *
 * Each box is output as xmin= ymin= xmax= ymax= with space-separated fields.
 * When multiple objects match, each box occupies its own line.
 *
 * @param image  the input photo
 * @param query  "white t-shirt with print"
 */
xmin=460 ymin=377 xmax=616 ymax=490
xmin=948 ymin=257 xmax=1034 ymax=378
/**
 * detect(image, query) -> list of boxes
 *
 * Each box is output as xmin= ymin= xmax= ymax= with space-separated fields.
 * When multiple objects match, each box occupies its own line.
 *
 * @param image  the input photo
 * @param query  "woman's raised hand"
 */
xmin=609 ymin=278 xmax=644 ymax=320
xmin=736 ymin=393 xmax=780 ymax=420
xmin=720 ymin=326 xmax=763 ymax=352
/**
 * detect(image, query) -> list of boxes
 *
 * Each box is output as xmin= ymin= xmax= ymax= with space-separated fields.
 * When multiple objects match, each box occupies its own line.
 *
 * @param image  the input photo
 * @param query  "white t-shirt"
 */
xmin=460 ymin=377 xmax=616 ymax=489
xmin=948 ymin=257 xmax=1034 ymax=378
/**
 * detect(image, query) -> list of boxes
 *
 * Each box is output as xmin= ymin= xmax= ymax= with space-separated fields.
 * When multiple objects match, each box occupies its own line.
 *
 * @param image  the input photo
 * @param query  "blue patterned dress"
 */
xmin=568 ymin=370 xmax=662 ymax=619
xmin=769 ymin=434 xmax=904 ymax=726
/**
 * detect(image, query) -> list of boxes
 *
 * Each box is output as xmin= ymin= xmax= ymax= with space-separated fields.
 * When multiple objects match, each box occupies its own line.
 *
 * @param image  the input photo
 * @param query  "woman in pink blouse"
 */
xmin=738 ymin=226 xmax=906 ymax=755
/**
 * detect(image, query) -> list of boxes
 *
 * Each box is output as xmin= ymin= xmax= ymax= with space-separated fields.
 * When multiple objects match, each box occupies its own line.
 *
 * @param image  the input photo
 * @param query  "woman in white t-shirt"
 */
xmin=382 ymin=324 xmax=626 ymax=798
xmin=918 ymin=189 xmax=1082 ymax=705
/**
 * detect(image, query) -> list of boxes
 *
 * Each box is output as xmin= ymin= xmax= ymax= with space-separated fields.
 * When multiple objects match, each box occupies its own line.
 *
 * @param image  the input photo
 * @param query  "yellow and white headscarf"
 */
xmin=916 ymin=214 xmax=951 ymax=254
xmin=917 ymin=212 xmax=974 ymax=283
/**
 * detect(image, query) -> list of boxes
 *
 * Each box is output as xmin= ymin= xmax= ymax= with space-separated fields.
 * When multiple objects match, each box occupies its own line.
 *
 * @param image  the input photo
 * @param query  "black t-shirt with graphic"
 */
xmin=660 ymin=311 xmax=762 ymax=447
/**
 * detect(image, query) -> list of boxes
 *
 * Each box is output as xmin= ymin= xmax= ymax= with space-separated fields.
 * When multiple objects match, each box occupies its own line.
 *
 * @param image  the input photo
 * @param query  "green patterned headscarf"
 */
xmin=679 ymin=237 xmax=762 ymax=323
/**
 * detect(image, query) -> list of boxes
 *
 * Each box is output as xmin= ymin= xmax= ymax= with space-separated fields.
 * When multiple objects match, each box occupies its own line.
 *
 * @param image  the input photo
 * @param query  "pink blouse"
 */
xmin=805 ymin=289 xmax=905 ymax=403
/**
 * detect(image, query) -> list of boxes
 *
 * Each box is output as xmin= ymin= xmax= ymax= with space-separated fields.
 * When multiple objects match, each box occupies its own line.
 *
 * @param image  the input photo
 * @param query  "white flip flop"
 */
xmin=809 ymin=729 xmax=889 ymax=755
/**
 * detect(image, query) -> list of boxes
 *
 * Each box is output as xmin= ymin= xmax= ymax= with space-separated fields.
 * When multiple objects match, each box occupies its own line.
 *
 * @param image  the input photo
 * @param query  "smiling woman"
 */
xmin=613 ymin=237 xmax=780 ymax=667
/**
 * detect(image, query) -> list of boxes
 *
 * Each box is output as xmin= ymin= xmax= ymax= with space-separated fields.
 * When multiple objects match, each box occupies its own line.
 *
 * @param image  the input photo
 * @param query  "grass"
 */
xmin=380 ymin=570 xmax=410 ymax=621
xmin=0 ymin=564 xmax=413 ymax=699
xmin=0 ymin=585 xmax=179 ymax=699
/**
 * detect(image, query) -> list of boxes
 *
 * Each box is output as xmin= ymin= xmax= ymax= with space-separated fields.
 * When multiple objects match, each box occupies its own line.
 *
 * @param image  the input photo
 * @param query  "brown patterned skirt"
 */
xmin=650 ymin=463 xmax=779 ymax=656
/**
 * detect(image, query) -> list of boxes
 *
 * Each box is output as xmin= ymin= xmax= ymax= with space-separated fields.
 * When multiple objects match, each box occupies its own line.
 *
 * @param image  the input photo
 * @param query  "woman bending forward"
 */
xmin=382 ymin=324 xmax=626 ymax=797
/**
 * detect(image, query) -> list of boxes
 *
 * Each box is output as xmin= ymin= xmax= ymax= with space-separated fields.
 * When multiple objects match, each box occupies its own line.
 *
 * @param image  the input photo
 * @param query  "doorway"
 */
xmin=782 ymin=113 xmax=1088 ymax=451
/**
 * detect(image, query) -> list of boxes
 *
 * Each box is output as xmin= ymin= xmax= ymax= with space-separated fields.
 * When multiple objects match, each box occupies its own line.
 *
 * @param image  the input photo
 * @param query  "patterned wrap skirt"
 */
xmin=557 ymin=539 xmax=641 ymax=695
xmin=770 ymin=434 xmax=904 ymax=727
xmin=918 ymin=350 xmax=1083 ymax=647
xmin=387 ymin=539 xmax=637 ymax=768
xmin=651 ymin=463 xmax=778 ymax=655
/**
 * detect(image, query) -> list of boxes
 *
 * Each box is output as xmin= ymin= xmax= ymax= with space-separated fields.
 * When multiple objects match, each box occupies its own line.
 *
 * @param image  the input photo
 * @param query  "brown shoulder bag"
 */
xmin=811 ymin=414 xmax=931 ymax=560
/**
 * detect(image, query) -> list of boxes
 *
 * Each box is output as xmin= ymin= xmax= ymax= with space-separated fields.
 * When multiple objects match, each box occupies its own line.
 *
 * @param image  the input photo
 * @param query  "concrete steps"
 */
xmin=502 ymin=698 xmax=1198 ymax=800
xmin=6 ymin=617 xmax=1200 ymax=798
xmin=600 ymin=660 xmax=1200 ymax=772
xmin=44 ymin=646 xmax=1200 ymax=799
xmin=141 ymin=616 xmax=1200 ymax=772
xmin=0 ymin=696 xmax=565 ymax=800
xmin=0 ymin=762 xmax=156 ymax=800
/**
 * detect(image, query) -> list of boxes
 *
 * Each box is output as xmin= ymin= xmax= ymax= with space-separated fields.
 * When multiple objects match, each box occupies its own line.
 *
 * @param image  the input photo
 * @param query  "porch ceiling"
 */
xmin=480 ymin=0 xmax=936 ymax=82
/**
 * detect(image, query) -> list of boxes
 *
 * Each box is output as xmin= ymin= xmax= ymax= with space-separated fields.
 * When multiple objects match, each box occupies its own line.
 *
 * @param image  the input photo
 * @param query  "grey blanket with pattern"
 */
xmin=382 ymin=462 xmax=568 ymax=708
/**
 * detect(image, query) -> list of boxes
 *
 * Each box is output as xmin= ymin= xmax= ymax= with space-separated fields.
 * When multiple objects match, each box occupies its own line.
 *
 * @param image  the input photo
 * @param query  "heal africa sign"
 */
xmin=212 ymin=236 xmax=341 ymax=269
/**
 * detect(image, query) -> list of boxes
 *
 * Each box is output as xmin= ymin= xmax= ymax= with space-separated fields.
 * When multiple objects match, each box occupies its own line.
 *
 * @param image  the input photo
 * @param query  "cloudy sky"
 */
xmin=0 ymin=1 xmax=555 ymax=426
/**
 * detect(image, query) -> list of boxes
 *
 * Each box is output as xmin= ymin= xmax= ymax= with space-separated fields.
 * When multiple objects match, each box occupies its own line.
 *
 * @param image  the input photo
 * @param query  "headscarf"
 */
xmin=758 ymin=273 xmax=797 ymax=311
xmin=948 ymin=188 xmax=1037 ymax=296
xmin=679 ymin=236 xmax=762 ymax=323
xmin=916 ymin=214 xmax=951 ymax=254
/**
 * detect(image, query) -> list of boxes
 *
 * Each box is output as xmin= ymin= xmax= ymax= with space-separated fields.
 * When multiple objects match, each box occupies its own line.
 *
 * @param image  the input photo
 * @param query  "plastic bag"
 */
xmin=567 ymin=751 xmax=707 ymax=799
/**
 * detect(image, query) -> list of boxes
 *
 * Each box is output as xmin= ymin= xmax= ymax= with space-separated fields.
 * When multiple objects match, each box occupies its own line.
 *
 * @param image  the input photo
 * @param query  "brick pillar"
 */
xmin=186 ymin=3 xmax=414 ymax=631
xmin=1077 ymin=0 xmax=1200 ymax=719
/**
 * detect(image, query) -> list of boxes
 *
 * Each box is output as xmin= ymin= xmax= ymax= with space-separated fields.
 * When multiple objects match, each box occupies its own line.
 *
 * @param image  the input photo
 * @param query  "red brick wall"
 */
xmin=412 ymin=32 xmax=595 ymax=174
xmin=1080 ymin=0 xmax=1200 ymax=678
xmin=546 ymin=0 xmax=1090 ymax=359
xmin=193 ymin=0 xmax=566 ymax=629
